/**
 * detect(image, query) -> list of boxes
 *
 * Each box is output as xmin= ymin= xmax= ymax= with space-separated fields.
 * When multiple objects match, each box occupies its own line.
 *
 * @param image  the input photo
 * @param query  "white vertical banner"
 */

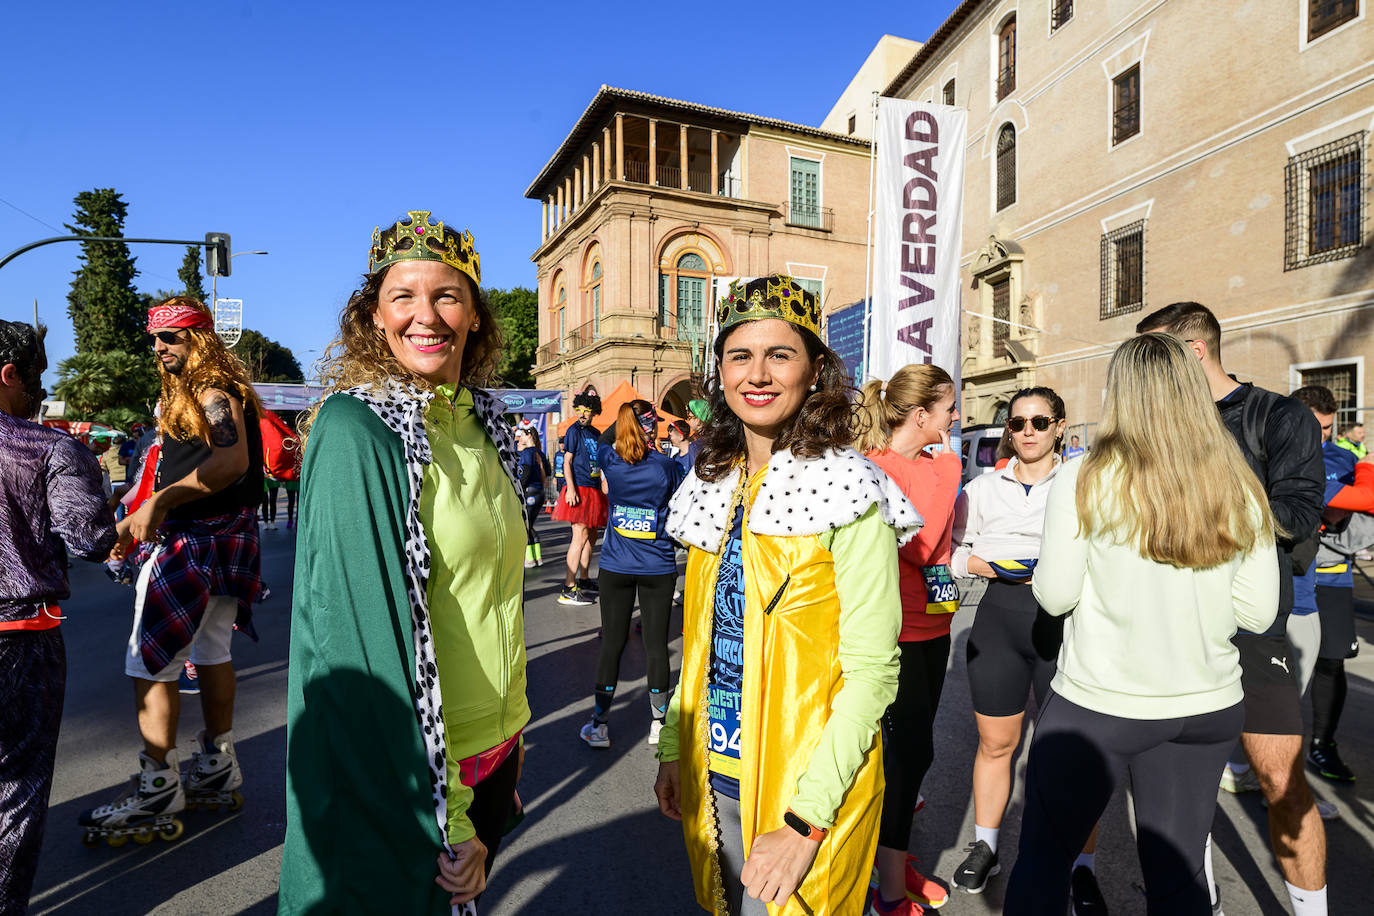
xmin=867 ymin=99 xmax=966 ymax=393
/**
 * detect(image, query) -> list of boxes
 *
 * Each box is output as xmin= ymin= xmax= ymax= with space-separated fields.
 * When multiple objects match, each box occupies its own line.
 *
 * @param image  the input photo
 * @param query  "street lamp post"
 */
xmin=210 ymin=249 xmax=269 ymax=310
xmin=212 ymin=251 xmax=268 ymax=348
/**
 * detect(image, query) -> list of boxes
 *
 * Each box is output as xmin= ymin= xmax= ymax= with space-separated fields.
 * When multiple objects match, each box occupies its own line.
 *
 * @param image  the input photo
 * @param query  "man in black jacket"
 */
xmin=1138 ymin=303 xmax=1328 ymax=913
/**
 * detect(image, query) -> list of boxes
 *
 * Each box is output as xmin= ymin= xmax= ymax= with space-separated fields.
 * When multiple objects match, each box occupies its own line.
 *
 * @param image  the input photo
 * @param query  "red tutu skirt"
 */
xmin=551 ymin=483 xmax=608 ymax=528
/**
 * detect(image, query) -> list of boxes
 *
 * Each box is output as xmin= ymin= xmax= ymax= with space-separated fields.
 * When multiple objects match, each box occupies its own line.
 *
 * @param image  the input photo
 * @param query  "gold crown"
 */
xmin=368 ymin=210 xmax=481 ymax=285
xmin=715 ymin=275 xmax=821 ymax=339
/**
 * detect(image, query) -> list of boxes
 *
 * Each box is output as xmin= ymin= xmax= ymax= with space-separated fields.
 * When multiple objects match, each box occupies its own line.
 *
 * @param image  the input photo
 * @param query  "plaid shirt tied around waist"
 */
xmin=133 ymin=508 xmax=261 ymax=674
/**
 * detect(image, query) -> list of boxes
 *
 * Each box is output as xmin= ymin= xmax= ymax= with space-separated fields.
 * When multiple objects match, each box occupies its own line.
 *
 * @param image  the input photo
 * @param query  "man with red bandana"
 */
xmin=79 ymin=298 xmax=264 ymax=843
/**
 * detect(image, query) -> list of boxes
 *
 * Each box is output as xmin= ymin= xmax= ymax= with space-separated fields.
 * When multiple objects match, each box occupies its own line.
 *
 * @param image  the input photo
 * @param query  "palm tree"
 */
xmin=53 ymin=351 xmax=158 ymax=421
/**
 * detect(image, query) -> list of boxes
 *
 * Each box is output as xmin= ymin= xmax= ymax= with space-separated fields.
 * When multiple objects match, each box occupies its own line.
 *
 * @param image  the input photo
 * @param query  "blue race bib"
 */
xmin=707 ymin=683 xmax=742 ymax=779
xmin=922 ymin=564 xmax=959 ymax=614
xmin=611 ymin=504 xmax=657 ymax=540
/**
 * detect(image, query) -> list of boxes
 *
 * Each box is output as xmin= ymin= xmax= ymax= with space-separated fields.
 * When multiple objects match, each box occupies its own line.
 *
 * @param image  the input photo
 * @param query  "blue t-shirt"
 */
xmin=597 ymin=443 xmax=684 ymax=576
xmin=517 ymin=447 xmax=549 ymax=501
xmin=561 ymin=422 xmax=600 ymax=489
xmin=708 ymin=505 xmax=745 ymax=799
xmin=1315 ymin=442 xmax=1358 ymax=590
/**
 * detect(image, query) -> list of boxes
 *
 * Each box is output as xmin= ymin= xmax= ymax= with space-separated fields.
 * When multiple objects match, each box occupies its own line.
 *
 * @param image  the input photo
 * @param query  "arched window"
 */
xmin=997 ymin=17 xmax=1016 ymax=100
xmin=996 ymin=124 xmax=1016 ymax=211
xmin=674 ymin=253 xmax=708 ymax=338
xmin=556 ymin=284 xmax=566 ymax=349
xmin=589 ymin=261 xmax=603 ymax=338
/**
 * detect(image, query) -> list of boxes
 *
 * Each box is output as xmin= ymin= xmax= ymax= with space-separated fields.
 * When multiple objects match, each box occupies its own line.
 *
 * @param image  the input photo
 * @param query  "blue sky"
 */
xmin=1 ymin=1 xmax=952 ymax=386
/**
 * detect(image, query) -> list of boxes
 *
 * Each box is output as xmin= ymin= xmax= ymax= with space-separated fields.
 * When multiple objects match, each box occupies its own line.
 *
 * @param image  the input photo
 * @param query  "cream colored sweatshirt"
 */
xmin=1032 ymin=458 xmax=1279 ymax=720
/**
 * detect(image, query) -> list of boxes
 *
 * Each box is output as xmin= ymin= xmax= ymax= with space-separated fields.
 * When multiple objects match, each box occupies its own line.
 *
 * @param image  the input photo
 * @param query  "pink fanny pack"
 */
xmin=457 ymin=730 xmax=522 ymax=788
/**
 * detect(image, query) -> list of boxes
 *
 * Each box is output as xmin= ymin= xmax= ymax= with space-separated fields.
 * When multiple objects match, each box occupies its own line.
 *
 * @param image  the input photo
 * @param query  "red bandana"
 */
xmin=147 ymin=302 xmax=213 ymax=332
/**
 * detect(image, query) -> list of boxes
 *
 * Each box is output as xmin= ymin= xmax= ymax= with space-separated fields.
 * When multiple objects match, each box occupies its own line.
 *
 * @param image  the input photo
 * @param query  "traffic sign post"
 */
xmin=214 ymin=298 xmax=243 ymax=348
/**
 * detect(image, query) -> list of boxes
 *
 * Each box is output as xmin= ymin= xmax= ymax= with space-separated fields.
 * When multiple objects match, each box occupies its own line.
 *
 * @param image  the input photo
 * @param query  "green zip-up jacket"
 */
xmin=280 ymin=385 xmax=526 ymax=916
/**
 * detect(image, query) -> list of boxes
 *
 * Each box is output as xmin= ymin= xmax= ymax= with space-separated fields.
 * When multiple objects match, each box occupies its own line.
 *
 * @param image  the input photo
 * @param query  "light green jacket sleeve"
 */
xmin=655 ymin=675 xmax=684 ymax=763
xmin=791 ymin=503 xmax=901 ymax=828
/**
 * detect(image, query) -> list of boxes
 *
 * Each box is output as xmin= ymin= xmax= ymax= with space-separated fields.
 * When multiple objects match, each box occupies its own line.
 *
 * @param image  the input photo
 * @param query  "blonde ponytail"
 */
xmin=854 ymin=365 xmax=956 ymax=454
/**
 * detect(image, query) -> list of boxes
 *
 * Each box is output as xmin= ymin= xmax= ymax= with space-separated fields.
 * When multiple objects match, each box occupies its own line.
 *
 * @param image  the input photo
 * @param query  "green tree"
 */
xmin=52 ymin=350 xmax=158 ymax=422
xmin=486 ymin=286 xmax=538 ymax=388
xmin=179 ymin=246 xmax=207 ymax=301
xmin=66 ymin=189 xmax=143 ymax=356
xmin=234 ymin=329 xmax=303 ymax=382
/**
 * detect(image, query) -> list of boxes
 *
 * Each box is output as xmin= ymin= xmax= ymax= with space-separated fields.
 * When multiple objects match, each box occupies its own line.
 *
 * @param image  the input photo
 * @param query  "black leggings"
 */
xmin=1311 ymin=657 xmax=1347 ymax=744
xmin=285 ymin=488 xmax=297 ymax=525
xmin=595 ymin=570 xmax=675 ymax=692
xmin=1006 ymin=693 xmax=1243 ymax=915
xmin=523 ymin=492 xmax=544 ymax=546
xmin=966 ymin=580 xmax=1062 ymax=717
xmin=878 ymin=636 xmax=950 ymax=849
xmin=261 ymin=486 xmax=279 ymax=522
xmin=467 ymin=745 xmax=520 ymax=883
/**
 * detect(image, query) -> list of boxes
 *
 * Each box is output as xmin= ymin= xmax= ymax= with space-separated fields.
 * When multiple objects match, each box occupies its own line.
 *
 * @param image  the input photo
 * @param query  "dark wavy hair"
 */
xmin=694 ymin=322 xmax=857 ymax=482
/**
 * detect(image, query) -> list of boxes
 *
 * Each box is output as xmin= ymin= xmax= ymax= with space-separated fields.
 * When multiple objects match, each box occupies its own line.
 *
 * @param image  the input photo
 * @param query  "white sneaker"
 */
xmin=1219 ymin=765 xmax=1261 ymax=794
xmin=648 ymin=720 xmax=664 ymax=746
xmin=580 ymin=720 xmax=609 ymax=749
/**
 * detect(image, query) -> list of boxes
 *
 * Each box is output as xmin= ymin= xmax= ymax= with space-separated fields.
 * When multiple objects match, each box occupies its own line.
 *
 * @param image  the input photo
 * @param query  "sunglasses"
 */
xmin=147 ymin=330 xmax=187 ymax=346
xmin=1006 ymin=415 xmax=1056 ymax=432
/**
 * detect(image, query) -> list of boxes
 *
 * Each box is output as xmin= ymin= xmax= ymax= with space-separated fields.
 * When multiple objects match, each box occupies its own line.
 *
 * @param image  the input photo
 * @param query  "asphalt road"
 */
xmin=26 ymin=513 xmax=1374 ymax=915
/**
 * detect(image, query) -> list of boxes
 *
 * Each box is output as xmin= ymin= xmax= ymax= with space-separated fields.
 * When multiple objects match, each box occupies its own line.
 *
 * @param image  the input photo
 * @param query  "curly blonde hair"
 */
xmin=301 ymin=223 xmax=504 ymax=442
xmin=154 ymin=298 xmax=263 ymax=444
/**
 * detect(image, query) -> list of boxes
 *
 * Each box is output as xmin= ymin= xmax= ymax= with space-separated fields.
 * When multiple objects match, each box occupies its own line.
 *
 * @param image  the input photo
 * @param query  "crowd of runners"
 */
xmin=0 ymin=210 xmax=1366 ymax=916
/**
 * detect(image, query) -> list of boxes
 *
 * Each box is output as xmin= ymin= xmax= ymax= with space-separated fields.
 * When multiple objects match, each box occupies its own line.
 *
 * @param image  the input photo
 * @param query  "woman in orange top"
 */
xmin=856 ymin=364 xmax=962 ymax=915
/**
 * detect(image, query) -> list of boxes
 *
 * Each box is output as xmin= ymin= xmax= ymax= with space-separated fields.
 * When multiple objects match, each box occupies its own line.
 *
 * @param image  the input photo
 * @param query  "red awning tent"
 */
xmin=553 ymin=380 xmax=684 ymax=440
xmin=41 ymin=420 xmax=126 ymax=443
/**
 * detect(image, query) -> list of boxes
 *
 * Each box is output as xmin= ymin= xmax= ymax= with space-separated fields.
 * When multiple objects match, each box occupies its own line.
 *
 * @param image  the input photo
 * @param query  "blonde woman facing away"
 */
xmin=1005 ymin=333 xmax=1279 ymax=915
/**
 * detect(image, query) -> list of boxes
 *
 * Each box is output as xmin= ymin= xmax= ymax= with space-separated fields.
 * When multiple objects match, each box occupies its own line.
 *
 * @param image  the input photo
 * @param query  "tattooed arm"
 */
xmin=113 ymin=389 xmax=251 ymax=551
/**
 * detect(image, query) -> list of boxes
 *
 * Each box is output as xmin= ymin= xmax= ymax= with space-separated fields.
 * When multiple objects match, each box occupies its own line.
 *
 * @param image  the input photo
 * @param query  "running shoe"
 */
xmin=1307 ymin=740 xmax=1356 ymax=782
xmin=1218 ymin=765 xmax=1260 ymax=794
xmin=951 ymin=840 xmax=999 ymax=894
xmin=1259 ymin=793 xmax=1340 ymax=820
xmin=1069 ymin=866 xmax=1107 ymax=914
xmin=178 ymin=661 xmax=200 ymax=696
xmin=648 ymin=720 xmax=664 ymax=746
xmin=578 ymin=578 xmax=599 ymax=597
xmin=579 ymin=720 xmax=609 ymax=748
xmin=902 ymin=855 xmax=948 ymax=908
xmin=558 ymin=587 xmax=593 ymax=606
xmin=865 ymin=894 xmax=914 ymax=916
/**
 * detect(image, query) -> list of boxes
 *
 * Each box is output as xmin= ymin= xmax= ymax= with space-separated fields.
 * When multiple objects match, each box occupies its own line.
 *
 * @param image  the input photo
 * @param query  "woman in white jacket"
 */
xmin=1005 ymin=333 xmax=1278 ymax=915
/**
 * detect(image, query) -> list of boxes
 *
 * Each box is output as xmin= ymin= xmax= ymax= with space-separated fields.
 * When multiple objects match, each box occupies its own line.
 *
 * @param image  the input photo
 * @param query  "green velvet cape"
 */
xmin=278 ymin=393 xmax=450 ymax=915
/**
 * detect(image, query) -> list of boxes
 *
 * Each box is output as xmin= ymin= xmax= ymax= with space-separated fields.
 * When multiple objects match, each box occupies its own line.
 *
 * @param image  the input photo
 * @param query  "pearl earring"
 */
xmin=809 ymin=383 xmax=818 ymax=392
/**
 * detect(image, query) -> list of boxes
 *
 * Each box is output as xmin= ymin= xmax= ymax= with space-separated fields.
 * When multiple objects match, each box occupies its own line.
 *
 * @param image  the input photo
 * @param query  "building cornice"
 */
xmin=882 ymin=0 xmax=987 ymax=99
xmin=525 ymin=85 xmax=869 ymax=200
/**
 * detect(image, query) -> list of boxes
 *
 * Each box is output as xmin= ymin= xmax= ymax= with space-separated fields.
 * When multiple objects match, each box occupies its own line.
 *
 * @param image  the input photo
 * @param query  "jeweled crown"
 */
xmin=368 ymin=210 xmax=481 ymax=286
xmin=715 ymin=274 xmax=821 ymax=340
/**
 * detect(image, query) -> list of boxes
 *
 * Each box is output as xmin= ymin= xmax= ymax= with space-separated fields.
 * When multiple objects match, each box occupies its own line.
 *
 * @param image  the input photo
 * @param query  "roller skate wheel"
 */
xmin=106 ymin=833 xmax=129 ymax=847
xmin=133 ymin=831 xmax=154 ymax=845
xmin=158 ymin=819 xmax=184 ymax=842
xmin=81 ymin=832 xmax=100 ymax=848
xmin=229 ymin=791 xmax=244 ymax=811
xmin=203 ymin=800 xmax=220 ymax=811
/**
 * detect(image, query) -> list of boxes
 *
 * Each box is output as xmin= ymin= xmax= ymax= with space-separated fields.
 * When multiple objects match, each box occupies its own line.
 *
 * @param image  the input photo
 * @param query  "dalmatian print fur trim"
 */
xmin=338 ymin=381 xmax=523 ymax=857
xmin=667 ymin=447 xmax=924 ymax=550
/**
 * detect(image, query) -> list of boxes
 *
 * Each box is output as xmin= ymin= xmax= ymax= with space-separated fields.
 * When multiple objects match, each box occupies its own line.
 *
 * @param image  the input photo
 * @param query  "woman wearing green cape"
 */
xmin=279 ymin=211 xmax=529 ymax=914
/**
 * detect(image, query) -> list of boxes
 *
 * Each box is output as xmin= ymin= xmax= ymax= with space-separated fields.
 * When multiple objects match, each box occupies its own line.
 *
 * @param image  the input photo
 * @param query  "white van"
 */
xmin=958 ymin=424 xmax=1004 ymax=485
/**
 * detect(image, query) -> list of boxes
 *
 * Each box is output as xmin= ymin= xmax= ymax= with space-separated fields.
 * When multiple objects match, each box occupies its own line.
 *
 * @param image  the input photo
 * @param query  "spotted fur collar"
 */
xmin=335 ymin=379 xmax=520 ymax=870
xmin=667 ymin=447 xmax=924 ymax=551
